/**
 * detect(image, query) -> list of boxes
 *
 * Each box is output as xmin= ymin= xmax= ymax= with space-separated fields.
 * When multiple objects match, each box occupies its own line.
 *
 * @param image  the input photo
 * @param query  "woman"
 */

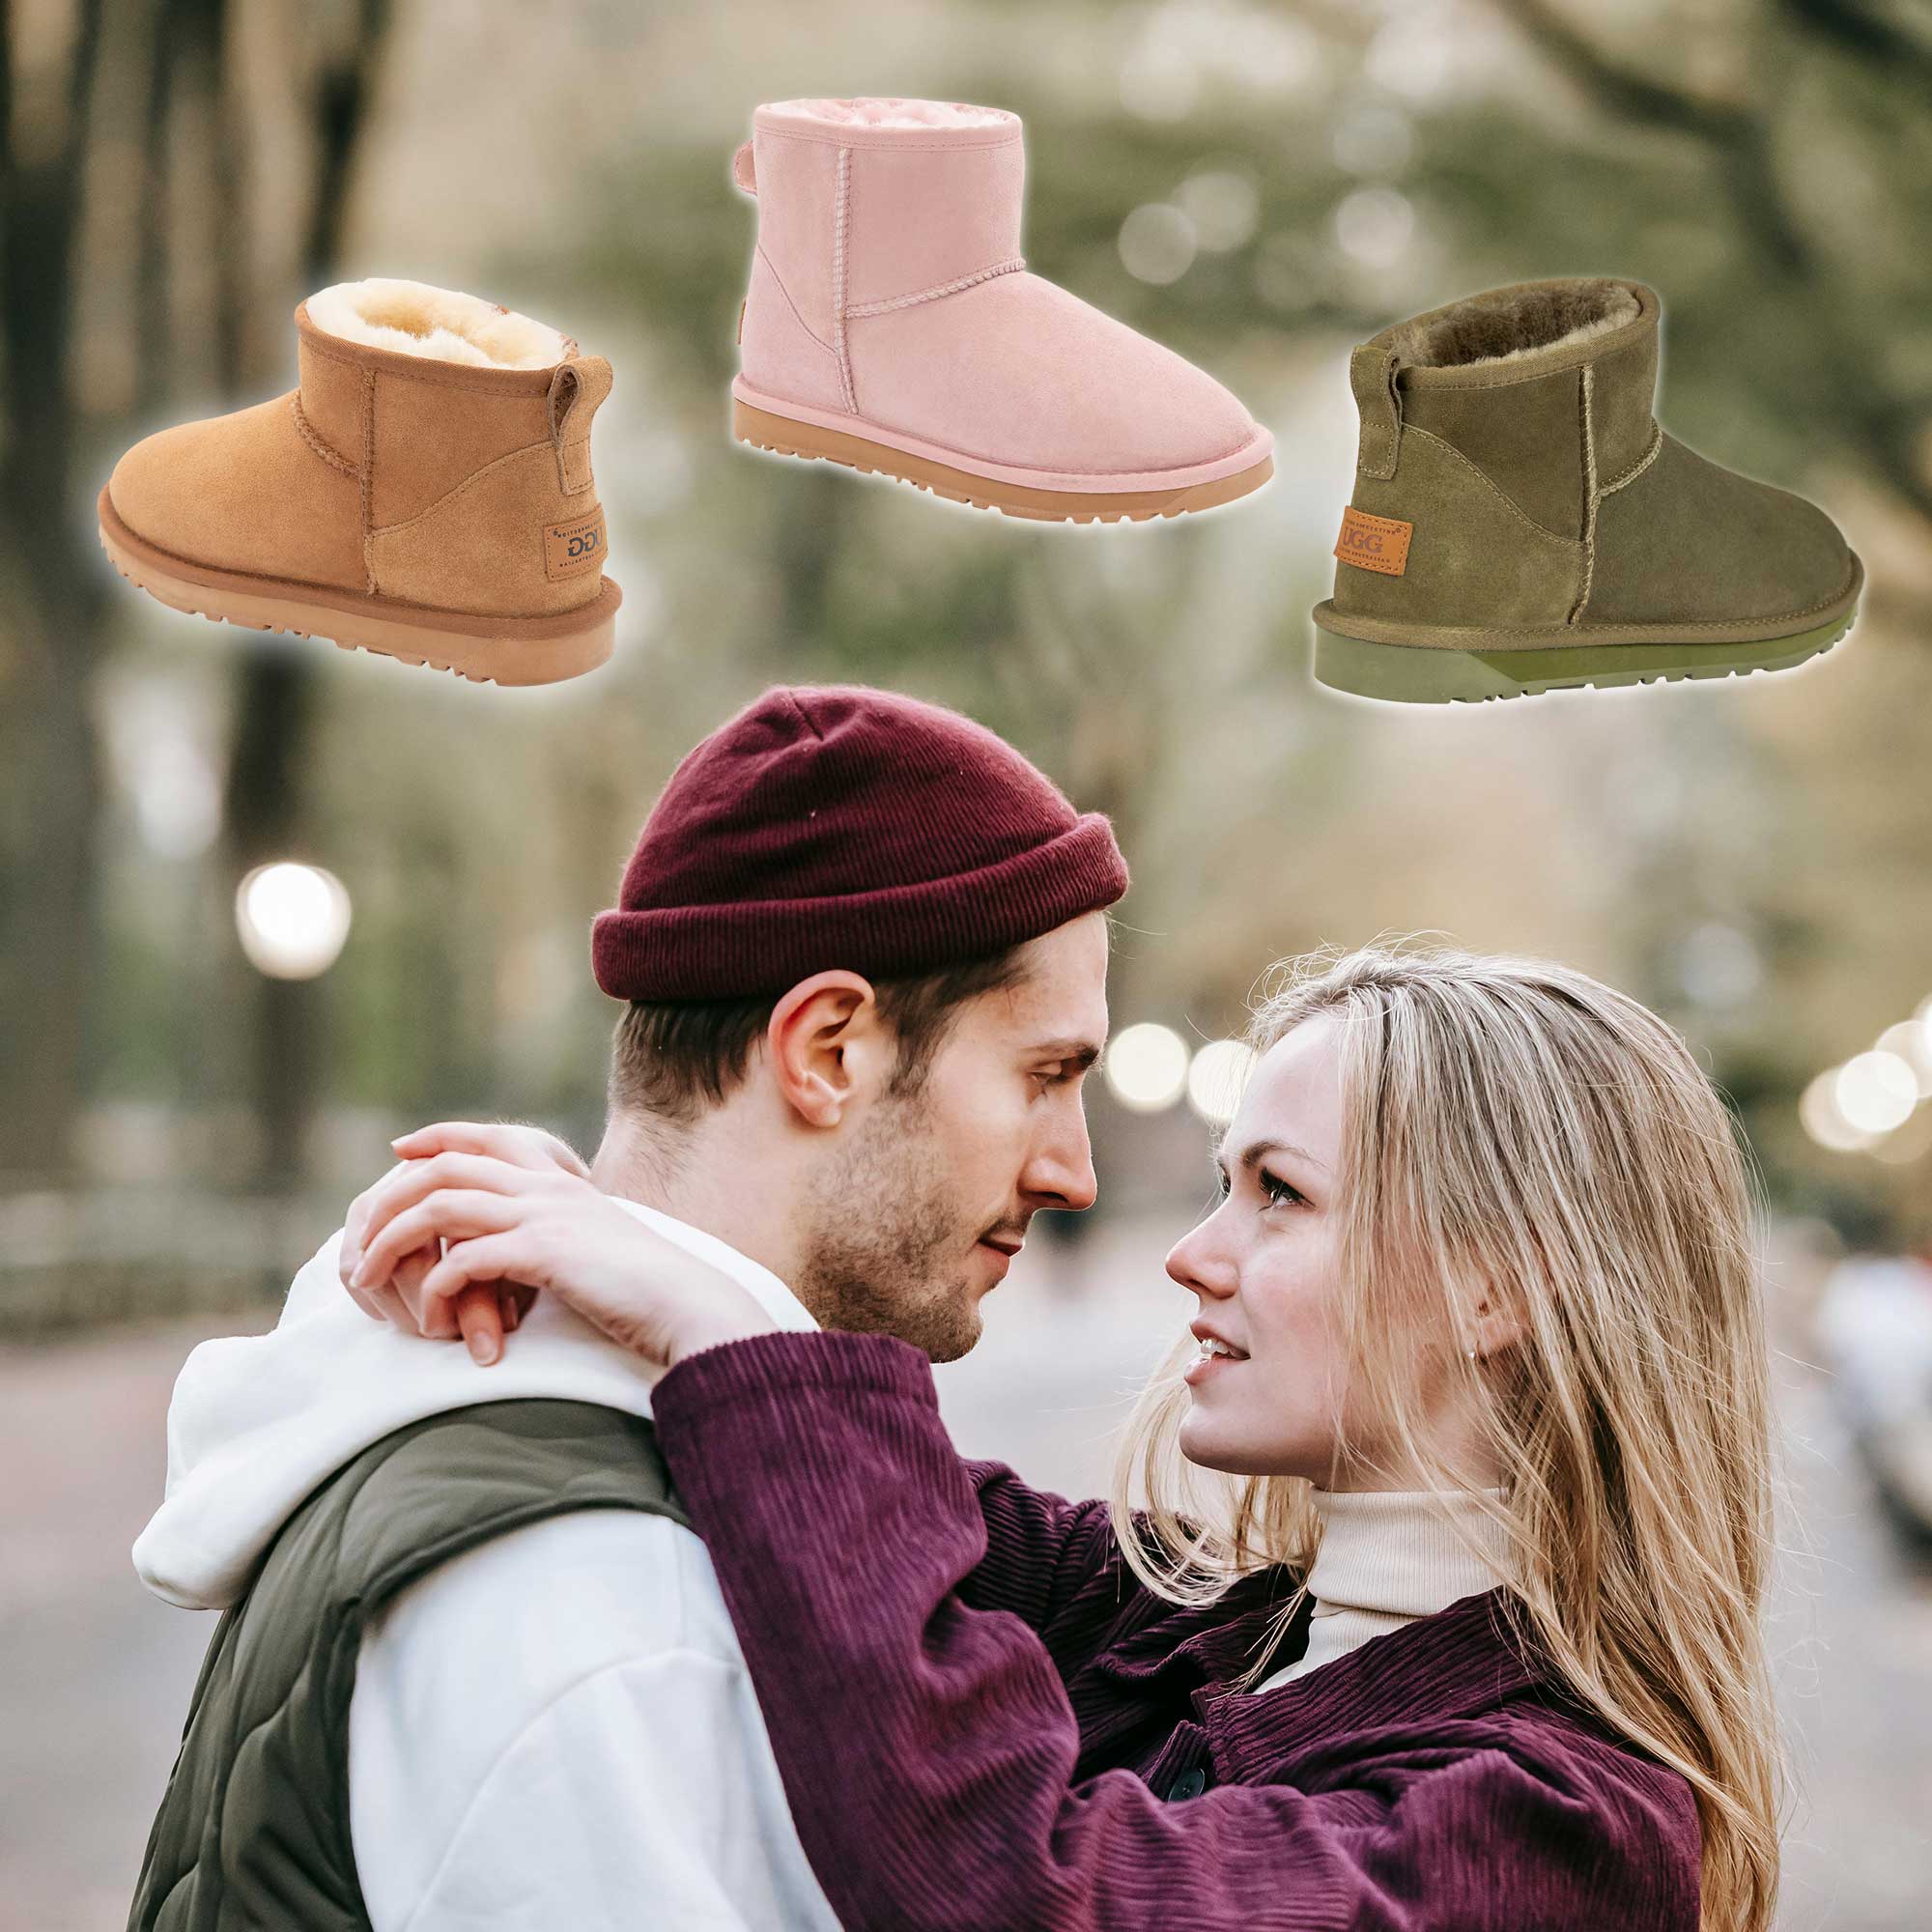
xmin=375 ymin=945 xmax=1783 ymax=1931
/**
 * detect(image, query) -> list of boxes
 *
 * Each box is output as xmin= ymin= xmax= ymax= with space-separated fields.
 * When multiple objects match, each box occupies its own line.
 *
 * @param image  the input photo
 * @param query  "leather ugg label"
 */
xmin=1334 ymin=506 xmax=1413 ymax=577
xmin=544 ymin=509 xmax=606 ymax=580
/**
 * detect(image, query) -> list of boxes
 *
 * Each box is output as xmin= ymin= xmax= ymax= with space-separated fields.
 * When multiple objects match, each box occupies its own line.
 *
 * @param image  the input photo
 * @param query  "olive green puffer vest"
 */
xmin=128 ymin=1399 xmax=690 ymax=1931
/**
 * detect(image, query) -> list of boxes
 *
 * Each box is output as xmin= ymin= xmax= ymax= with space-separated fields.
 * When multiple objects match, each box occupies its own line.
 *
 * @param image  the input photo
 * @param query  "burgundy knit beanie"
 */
xmin=592 ymin=685 xmax=1128 ymax=1002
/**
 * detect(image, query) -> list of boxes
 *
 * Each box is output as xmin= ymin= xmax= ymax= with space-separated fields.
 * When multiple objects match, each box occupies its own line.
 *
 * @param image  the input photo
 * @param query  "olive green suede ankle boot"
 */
xmin=1310 ymin=278 xmax=1861 ymax=703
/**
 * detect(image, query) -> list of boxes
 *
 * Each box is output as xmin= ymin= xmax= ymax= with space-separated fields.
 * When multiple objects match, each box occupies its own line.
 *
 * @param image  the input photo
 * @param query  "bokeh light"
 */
xmin=1332 ymin=186 xmax=1414 ymax=267
xmin=1176 ymin=170 xmax=1260 ymax=251
xmin=1186 ymin=1038 xmax=1256 ymax=1125
xmin=1104 ymin=1022 xmax=1189 ymax=1114
xmin=1118 ymin=203 xmax=1197 ymax=284
xmin=1834 ymin=1051 xmax=1919 ymax=1136
xmin=1800 ymin=1069 xmax=1880 ymax=1153
xmin=1877 ymin=1020 xmax=1932 ymax=1099
xmin=234 ymin=863 xmax=353 ymax=980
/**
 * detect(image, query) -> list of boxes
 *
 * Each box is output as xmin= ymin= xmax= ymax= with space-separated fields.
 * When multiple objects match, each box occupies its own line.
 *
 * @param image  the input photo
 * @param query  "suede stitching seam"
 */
xmin=1571 ymin=419 xmax=1661 ymax=627
xmin=832 ymin=147 xmax=858 ymax=412
xmin=358 ymin=369 xmax=377 ymax=594
xmin=753 ymin=123 xmax=1018 ymax=155
xmin=1401 ymin=426 xmax=1582 ymax=553
xmin=1350 ymin=347 xmax=1400 ymax=480
xmin=547 ymin=363 xmax=607 ymax=498
xmin=1568 ymin=363 xmax=1598 ymax=625
xmin=753 ymin=242 xmax=842 ymax=365
xmin=1598 ymin=423 xmax=1662 ymax=497
xmin=287 ymin=393 xmax=358 ymax=477
xmin=366 ymin=437 xmax=560 ymax=540
xmin=560 ymin=433 xmax=594 ymax=497
xmin=844 ymin=257 xmax=1026 ymax=317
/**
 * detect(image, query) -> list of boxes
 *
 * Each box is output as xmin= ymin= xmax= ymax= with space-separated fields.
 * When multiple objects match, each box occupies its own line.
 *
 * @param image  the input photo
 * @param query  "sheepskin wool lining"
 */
xmin=762 ymin=98 xmax=1013 ymax=131
xmin=1391 ymin=280 xmax=1640 ymax=370
xmin=306 ymin=279 xmax=571 ymax=370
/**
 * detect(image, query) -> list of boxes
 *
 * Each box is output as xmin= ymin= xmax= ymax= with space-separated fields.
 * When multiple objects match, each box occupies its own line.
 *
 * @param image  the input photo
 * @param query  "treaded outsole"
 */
xmin=732 ymin=399 xmax=1272 ymax=525
xmin=1311 ymin=610 xmax=1857 ymax=705
xmin=96 ymin=506 xmax=616 ymax=689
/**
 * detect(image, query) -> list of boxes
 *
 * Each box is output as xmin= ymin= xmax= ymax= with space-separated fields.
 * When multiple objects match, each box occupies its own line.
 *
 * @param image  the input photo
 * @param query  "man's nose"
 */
xmin=1023 ymin=1110 xmax=1098 ymax=1213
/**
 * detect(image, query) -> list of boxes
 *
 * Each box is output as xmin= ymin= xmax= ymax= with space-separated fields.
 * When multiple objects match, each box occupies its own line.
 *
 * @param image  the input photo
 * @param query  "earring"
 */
xmin=1467 ymin=1347 xmax=1481 ymax=1364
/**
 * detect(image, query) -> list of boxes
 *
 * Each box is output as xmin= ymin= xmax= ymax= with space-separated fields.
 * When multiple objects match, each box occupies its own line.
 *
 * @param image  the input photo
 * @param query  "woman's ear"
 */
xmin=766 ymin=971 xmax=891 ymax=1128
xmin=1453 ymin=1270 xmax=1526 ymax=1366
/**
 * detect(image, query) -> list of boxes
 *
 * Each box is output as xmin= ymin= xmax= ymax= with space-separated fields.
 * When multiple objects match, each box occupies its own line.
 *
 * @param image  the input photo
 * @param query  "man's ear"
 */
xmin=766 ymin=972 xmax=893 ymax=1128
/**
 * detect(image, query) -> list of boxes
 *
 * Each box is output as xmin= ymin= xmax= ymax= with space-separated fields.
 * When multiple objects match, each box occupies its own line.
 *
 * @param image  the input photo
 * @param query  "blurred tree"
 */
xmin=0 ymin=0 xmax=110 ymax=1183
xmin=1500 ymin=0 xmax=1932 ymax=533
xmin=0 ymin=0 xmax=392 ymax=1186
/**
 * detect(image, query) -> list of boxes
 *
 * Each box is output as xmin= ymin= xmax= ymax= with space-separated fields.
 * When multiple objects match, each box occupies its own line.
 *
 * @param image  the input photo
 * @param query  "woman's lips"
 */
xmin=1182 ymin=1337 xmax=1250 ymax=1388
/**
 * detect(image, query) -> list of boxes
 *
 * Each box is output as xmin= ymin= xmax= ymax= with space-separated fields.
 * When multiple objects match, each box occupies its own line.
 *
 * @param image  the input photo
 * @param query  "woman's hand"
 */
xmin=341 ymin=1121 xmax=588 ymax=1362
xmin=341 ymin=1144 xmax=775 ymax=1368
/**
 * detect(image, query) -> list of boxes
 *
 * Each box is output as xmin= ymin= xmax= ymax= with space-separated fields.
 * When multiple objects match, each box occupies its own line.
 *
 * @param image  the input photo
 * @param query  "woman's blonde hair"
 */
xmin=1111 ymin=942 xmax=1782 ymax=1932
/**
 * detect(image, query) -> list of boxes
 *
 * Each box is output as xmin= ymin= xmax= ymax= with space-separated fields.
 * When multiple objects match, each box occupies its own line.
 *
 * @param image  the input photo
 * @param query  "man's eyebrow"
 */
xmin=1211 ymin=1136 xmax=1329 ymax=1175
xmin=1029 ymin=1037 xmax=1103 ymax=1070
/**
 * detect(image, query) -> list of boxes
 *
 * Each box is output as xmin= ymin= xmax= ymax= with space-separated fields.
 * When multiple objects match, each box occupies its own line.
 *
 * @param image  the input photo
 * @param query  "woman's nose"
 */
xmin=1166 ymin=1213 xmax=1237 ymax=1301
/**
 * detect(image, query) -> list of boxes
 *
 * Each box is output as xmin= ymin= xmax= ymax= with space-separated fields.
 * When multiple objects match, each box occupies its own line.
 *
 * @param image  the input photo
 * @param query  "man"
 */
xmin=129 ymin=684 xmax=1122 ymax=1931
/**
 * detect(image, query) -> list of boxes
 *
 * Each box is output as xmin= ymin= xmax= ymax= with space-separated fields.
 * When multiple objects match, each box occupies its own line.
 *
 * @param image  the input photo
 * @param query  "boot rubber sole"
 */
xmin=98 ymin=488 xmax=619 ymax=688
xmin=1311 ymin=604 xmax=1857 ymax=704
xmin=731 ymin=398 xmax=1273 ymax=524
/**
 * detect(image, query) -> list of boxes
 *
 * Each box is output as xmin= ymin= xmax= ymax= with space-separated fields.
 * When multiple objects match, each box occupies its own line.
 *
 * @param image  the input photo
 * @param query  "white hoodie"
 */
xmin=135 ymin=1200 xmax=842 ymax=1932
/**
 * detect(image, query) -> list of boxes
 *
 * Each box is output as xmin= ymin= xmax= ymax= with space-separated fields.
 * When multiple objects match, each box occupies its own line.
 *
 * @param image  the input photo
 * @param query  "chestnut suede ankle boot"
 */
xmin=99 ymin=280 xmax=621 ymax=686
xmin=729 ymin=98 xmax=1273 ymax=524
xmin=1310 ymin=278 xmax=1861 ymax=702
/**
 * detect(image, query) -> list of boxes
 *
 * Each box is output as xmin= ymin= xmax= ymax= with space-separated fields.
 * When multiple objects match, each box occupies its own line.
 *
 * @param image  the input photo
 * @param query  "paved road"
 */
xmin=3 ymin=1217 xmax=1927 ymax=1929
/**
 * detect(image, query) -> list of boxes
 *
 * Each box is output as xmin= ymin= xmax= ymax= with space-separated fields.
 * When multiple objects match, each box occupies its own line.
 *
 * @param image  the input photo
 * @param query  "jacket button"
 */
xmin=1167 ymin=1767 xmax=1208 ymax=1802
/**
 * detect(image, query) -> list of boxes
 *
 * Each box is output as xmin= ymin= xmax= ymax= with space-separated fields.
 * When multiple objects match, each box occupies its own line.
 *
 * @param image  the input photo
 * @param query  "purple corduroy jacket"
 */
xmin=652 ymin=1331 xmax=1704 ymax=1932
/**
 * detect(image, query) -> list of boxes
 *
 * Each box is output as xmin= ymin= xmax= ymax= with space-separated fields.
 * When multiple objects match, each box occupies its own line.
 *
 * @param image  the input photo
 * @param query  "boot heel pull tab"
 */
xmin=548 ymin=355 xmax=613 ymax=496
xmin=1349 ymin=343 xmax=1403 ymax=481
xmin=731 ymin=140 xmax=756 ymax=195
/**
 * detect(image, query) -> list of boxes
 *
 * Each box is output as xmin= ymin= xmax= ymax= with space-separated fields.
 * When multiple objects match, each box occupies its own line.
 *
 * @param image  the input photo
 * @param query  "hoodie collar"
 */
xmin=133 ymin=1198 xmax=814 ymax=1611
xmin=612 ymin=1198 xmax=816 ymax=1331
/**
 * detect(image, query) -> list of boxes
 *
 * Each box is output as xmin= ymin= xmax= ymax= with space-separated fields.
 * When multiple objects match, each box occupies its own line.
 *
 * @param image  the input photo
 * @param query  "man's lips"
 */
xmin=980 ymin=1236 xmax=1024 ymax=1257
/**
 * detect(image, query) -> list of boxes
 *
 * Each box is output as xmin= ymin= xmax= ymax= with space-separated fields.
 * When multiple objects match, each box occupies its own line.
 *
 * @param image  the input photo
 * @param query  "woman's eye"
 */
xmin=1259 ymin=1170 xmax=1305 ymax=1210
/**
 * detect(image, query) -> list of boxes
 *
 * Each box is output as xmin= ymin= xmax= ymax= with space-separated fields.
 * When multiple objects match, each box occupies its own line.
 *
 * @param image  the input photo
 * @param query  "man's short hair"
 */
xmin=609 ymin=946 xmax=1032 ymax=1128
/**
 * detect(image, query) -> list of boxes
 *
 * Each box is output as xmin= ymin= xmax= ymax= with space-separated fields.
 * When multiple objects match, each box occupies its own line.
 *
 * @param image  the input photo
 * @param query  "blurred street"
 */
xmin=3 ymin=1214 xmax=1928 ymax=1932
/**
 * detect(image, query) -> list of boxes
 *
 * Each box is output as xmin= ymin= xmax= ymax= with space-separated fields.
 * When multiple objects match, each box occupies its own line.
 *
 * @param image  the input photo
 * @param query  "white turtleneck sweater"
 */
xmin=1253 ymin=1485 xmax=1514 ymax=1695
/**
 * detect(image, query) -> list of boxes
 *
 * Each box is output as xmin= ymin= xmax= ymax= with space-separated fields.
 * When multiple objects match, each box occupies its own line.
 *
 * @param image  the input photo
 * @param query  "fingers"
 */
xmin=352 ymin=1272 xmax=428 ymax=1334
xmin=391 ymin=1121 xmax=589 ymax=1178
xmin=416 ymin=1234 xmax=537 ymax=1331
xmin=348 ymin=1151 xmax=536 ymax=1276
xmin=455 ymin=1284 xmax=506 ymax=1367
xmin=341 ymin=1158 xmax=412 ymax=1293
xmin=353 ymin=1189 xmax=524 ymax=1301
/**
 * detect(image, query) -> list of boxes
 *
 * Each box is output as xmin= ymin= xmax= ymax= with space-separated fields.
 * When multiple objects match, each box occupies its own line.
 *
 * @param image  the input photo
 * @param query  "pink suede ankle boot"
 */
xmin=729 ymin=98 xmax=1273 ymax=524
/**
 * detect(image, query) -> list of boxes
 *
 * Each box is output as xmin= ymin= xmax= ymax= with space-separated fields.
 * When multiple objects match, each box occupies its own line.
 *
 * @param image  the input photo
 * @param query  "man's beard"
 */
xmin=792 ymin=1091 xmax=987 ymax=1363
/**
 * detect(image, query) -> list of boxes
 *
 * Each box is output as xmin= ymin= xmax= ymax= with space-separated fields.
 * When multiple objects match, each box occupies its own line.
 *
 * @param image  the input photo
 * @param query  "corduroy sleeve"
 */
xmin=957 ymin=1458 xmax=1122 ymax=1634
xmin=651 ymin=1332 xmax=1693 ymax=1932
